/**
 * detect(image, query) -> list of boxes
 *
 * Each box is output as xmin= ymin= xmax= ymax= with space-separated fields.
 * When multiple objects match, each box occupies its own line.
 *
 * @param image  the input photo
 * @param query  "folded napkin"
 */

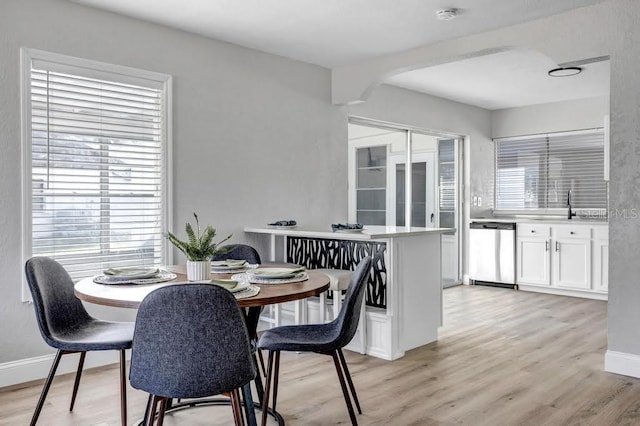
xmin=210 ymin=279 xmax=239 ymax=290
xmin=211 ymin=259 xmax=247 ymax=267
xmin=331 ymin=223 xmax=363 ymax=232
xmin=250 ymin=267 xmax=305 ymax=277
xmin=269 ymin=220 xmax=297 ymax=226
xmin=103 ymin=267 xmax=159 ymax=278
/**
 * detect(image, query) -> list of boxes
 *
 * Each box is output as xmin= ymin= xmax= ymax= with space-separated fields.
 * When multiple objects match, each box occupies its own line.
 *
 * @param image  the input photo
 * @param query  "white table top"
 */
xmin=245 ymin=225 xmax=453 ymax=240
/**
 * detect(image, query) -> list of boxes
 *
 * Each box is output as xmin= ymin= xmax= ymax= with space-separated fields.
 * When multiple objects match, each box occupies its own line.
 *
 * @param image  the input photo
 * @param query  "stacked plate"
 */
xmin=209 ymin=278 xmax=260 ymax=299
xmin=233 ymin=266 xmax=308 ymax=284
xmin=211 ymin=259 xmax=251 ymax=273
xmin=94 ymin=267 xmax=176 ymax=285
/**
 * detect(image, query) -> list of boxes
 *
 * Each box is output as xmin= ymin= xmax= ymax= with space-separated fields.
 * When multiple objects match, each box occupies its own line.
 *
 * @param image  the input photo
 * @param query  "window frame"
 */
xmin=493 ymin=128 xmax=607 ymax=216
xmin=20 ymin=48 xmax=173 ymax=302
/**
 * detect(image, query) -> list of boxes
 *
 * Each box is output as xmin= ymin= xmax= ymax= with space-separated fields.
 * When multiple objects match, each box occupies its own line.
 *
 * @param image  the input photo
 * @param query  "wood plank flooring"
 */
xmin=2 ymin=285 xmax=640 ymax=425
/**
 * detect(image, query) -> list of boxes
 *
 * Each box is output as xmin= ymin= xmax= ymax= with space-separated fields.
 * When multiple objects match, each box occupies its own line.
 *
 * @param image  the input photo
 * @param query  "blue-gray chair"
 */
xmin=212 ymin=244 xmax=262 ymax=264
xmin=258 ymin=257 xmax=372 ymax=426
xmin=214 ymin=243 xmax=266 ymax=375
xmin=24 ymin=256 xmax=133 ymax=426
xmin=129 ymin=283 xmax=257 ymax=426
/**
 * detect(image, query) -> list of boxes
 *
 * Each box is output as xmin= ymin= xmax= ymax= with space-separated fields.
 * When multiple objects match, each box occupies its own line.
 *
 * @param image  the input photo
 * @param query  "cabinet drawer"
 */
xmin=517 ymin=223 xmax=551 ymax=237
xmin=554 ymin=225 xmax=591 ymax=239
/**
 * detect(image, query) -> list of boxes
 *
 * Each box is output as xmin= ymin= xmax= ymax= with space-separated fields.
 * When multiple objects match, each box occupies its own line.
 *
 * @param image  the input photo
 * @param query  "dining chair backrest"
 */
xmin=25 ymin=256 xmax=93 ymax=349
xmin=331 ymin=256 xmax=372 ymax=349
xmin=129 ymin=284 xmax=256 ymax=399
xmin=213 ymin=244 xmax=261 ymax=264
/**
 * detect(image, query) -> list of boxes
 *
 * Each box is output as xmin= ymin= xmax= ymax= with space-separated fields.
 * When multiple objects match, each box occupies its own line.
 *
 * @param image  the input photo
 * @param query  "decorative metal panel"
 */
xmin=286 ymin=237 xmax=387 ymax=308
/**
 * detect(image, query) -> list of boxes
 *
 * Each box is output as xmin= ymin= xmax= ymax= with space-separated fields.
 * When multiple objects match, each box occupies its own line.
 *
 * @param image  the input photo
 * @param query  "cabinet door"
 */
xmin=552 ymin=238 xmax=591 ymax=289
xmin=517 ymin=237 xmax=550 ymax=286
xmin=593 ymin=239 xmax=609 ymax=292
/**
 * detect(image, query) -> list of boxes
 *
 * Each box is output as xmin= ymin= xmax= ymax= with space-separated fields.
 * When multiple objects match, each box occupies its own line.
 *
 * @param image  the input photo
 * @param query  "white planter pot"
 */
xmin=186 ymin=260 xmax=211 ymax=281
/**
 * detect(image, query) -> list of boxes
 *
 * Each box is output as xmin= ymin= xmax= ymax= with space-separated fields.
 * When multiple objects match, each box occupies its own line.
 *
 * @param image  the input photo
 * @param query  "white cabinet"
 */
xmin=517 ymin=224 xmax=550 ymax=286
xmin=552 ymin=225 xmax=591 ymax=290
xmin=516 ymin=222 xmax=607 ymax=299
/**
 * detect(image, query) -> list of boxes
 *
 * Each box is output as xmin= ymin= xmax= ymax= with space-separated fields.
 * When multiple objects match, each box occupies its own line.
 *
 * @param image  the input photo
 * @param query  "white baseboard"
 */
xmin=0 ymin=350 xmax=130 ymax=389
xmin=605 ymin=350 xmax=640 ymax=378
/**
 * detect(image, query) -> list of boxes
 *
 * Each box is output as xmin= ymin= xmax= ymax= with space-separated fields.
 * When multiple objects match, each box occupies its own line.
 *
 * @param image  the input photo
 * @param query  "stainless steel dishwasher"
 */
xmin=469 ymin=221 xmax=516 ymax=287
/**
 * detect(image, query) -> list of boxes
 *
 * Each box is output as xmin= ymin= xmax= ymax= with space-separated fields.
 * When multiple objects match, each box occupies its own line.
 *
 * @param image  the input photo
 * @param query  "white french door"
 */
xmin=388 ymin=152 xmax=436 ymax=228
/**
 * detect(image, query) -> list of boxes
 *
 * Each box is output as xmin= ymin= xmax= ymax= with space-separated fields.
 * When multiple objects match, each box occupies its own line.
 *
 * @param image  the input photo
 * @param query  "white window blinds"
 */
xmin=24 ymin=51 xmax=171 ymax=282
xmin=495 ymin=129 xmax=607 ymax=211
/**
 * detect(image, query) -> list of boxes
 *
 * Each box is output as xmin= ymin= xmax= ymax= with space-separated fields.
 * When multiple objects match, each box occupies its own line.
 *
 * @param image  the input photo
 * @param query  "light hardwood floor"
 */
xmin=3 ymin=285 xmax=640 ymax=425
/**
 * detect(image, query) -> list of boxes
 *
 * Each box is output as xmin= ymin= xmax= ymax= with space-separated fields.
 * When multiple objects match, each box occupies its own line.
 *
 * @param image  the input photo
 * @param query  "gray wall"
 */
xmin=0 ymin=0 xmax=346 ymax=363
xmin=608 ymin=0 xmax=640 ymax=357
xmin=492 ymin=96 xmax=610 ymax=139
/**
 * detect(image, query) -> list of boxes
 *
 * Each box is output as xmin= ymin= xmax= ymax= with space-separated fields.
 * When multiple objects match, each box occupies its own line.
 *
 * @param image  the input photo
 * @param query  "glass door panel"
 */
xmin=439 ymin=138 xmax=461 ymax=287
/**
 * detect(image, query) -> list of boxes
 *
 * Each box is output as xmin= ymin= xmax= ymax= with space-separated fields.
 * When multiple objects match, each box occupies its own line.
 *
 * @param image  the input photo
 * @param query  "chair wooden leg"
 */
xmin=272 ymin=350 xmax=281 ymax=413
xmin=119 ymin=349 xmax=128 ymax=426
xmin=337 ymin=348 xmax=362 ymax=414
xmin=156 ymin=397 xmax=167 ymax=426
xmin=144 ymin=395 xmax=160 ymax=426
xmin=261 ymin=351 xmax=275 ymax=426
xmin=69 ymin=351 xmax=86 ymax=411
xmin=332 ymin=351 xmax=358 ymax=426
xmin=30 ymin=349 xmax=64 ymax=426
xmin=231 ymin=388 xmax=245 ymax=426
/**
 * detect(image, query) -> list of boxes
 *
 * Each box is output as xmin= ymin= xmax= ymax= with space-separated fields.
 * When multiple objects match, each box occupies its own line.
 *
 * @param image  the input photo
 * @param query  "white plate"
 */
xmin=211 ymin=264 xmax=247 ymax=271
xmin=211 ymin=259 xmax=247 ymax=267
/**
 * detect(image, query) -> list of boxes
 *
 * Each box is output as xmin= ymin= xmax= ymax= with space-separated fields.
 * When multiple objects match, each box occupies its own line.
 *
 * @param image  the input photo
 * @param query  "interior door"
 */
xmin=389 ymin=152 xmax=435 ymax=227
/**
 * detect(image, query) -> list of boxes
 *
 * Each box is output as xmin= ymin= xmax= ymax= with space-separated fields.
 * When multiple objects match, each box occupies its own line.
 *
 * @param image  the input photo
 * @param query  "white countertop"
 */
xmin=244 ymin=225 xmax=453 ymax=240
xmin=470 ymin=217 xmax=608 ymax=225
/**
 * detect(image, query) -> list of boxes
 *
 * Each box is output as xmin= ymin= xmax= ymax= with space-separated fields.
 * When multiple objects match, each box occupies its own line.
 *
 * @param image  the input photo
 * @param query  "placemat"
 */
xmin=231 ymin=271 xmax=309 ymax=285
xmin=93 ymin=271 xmax=177 ymax=285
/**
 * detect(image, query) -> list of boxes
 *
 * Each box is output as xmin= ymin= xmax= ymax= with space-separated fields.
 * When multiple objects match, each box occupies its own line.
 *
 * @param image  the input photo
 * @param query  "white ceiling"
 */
xmin=71 ymin=0 xmax=609 ymax=109
xmin=386 ymin=49 xmax=610 ymax=110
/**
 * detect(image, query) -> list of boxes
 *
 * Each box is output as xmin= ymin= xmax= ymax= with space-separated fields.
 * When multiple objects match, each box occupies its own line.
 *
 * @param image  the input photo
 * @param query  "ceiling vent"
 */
xmin=436 ymin=8 xmax=458 ymax=21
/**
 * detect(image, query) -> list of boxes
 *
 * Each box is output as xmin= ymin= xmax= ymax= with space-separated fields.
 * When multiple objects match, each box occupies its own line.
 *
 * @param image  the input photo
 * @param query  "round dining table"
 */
xmin=74 ymin=264 xmax=330 ymax=426
xmin=74 ymin=264 xmax=330 ymax=309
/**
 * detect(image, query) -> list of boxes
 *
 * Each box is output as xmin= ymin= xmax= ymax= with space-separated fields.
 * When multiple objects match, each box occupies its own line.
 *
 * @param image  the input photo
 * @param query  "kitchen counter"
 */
xmin=470 ymin=217 xmax=608 ymax=225
xmin=245 ymin=224 xmax=448 ymax=360
xmin=244 ymin=225 xmax=453 ymax=240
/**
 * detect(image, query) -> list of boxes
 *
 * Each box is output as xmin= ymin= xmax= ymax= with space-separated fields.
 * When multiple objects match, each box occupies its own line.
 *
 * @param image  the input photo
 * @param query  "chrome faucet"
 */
xmin=567 ymin=189 xmax=576 ymax=219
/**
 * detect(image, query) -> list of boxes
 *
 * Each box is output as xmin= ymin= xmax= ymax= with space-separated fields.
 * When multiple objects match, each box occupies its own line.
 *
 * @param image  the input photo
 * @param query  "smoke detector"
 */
xmin=436 ymin=8 xmax=458 ymax=21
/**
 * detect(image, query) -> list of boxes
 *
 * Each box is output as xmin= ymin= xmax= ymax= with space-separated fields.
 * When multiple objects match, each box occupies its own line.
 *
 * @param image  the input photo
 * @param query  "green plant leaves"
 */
xmin=165 ymin=212 xmax=232 ymax=261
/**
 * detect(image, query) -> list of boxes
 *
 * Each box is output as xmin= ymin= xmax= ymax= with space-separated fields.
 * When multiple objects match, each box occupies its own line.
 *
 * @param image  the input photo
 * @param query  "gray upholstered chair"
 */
xmin=24 ymin=256 xmax=133 ymax=426
xmin=213 ymin=243 xmax=267 ymax=375
xmin=129 ymin=283 xmax=257 ymax=426
xmin=212 ymin=244 xmax=262 ymax=264
xmin=258 ymin=257 xmax=372 ymax=426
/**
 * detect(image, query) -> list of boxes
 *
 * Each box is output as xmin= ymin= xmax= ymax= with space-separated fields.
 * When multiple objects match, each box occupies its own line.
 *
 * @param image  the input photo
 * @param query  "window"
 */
xmin=495 ymin=129 xmax=607 ymax=212
xmin=21 ymin=49 xmax=172 ymax=297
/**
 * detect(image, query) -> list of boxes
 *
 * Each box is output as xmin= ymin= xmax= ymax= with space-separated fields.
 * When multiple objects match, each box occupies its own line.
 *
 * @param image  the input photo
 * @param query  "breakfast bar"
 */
xmin=245 ymin=225 xmax=452 ymax=360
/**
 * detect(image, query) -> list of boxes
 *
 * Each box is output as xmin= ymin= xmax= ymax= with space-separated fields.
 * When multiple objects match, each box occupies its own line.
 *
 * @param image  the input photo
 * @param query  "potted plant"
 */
xmin=166 ymin=213 xmax=232 ymax=281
